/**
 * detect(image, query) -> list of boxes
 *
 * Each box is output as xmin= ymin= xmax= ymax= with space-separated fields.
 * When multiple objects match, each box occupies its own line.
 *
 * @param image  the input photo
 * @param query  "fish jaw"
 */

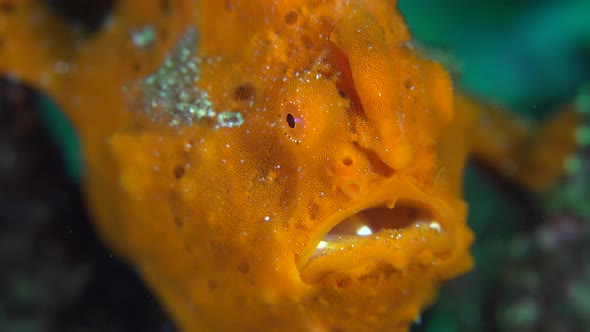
xmin=298 ymin=176 xmax=473 ymax=284
xmin=276 ymin=174 xmax=474 ymax=330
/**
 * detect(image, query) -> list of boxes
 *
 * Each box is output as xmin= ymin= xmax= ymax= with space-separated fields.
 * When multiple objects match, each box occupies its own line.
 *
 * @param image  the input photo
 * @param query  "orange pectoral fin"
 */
xmin=459 ymin=89 xmax=586 ymax=191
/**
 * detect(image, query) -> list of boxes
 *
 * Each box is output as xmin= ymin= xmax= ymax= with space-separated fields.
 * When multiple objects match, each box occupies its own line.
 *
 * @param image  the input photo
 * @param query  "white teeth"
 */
xmin=314 ymin=221 xmax=441 ymax=253
xmin=415 ymin=220 xmax=443 ymax=232
xmin=356 ymin=225 xmax=372 ymax=236
xmin=316 ymin=240 xmax=329 ymax=249
xmin=429 ymin=221 xmax=442 ymax=232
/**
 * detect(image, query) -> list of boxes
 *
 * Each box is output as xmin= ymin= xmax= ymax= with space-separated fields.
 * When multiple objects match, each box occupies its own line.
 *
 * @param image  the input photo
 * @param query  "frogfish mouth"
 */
xmin=299 ymin=180 xmax=463 ymax=285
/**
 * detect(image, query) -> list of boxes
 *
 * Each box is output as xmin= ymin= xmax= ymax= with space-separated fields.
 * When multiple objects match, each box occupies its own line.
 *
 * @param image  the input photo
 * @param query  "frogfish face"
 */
xmin=112 ymin=1 xmax=474 ymax=331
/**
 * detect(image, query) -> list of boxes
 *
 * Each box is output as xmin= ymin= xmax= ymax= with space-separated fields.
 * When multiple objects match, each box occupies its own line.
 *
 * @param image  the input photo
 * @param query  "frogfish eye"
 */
xmin=281 ymin=99 xmax=306 ymax=143
xmin=286 ymin=113 xmax=296 ymax=128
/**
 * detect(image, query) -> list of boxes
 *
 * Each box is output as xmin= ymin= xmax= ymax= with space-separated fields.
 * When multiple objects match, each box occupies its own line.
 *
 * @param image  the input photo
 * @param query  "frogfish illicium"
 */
xmin=0 ymin=0 xmax=583 ymax=331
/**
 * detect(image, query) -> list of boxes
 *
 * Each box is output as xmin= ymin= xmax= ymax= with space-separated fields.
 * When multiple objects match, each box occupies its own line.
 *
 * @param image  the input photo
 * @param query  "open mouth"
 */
xmin=298 ymin=198 xmax=454 ymax=284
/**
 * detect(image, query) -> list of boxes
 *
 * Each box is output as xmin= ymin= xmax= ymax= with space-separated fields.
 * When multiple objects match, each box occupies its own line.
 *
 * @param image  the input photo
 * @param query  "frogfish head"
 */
xmin=114 ymin=1 xmax=474 ymax=331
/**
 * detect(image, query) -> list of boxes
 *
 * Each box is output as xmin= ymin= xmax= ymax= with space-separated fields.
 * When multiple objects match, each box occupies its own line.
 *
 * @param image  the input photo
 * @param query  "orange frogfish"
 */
xmin=0 ymin=0 xmax=583 ymax=331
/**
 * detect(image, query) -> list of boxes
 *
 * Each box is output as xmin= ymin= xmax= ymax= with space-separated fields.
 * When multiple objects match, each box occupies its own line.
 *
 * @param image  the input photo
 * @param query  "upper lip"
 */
xmin=296 ymin=176 xmax=457 ymax=284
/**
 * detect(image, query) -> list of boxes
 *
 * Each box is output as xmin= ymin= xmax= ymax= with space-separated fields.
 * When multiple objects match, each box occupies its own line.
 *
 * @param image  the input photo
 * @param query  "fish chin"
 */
xmin=297 ymin=177 xmax=460 ymax=284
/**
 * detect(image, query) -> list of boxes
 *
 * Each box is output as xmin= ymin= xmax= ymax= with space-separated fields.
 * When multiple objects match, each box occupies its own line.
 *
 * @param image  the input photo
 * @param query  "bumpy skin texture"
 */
xmin=0 ymin=1 xmax=580 ymax=331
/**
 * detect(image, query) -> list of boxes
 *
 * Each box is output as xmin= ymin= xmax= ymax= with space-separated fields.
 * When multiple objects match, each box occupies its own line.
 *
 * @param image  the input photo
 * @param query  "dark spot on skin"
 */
xmin=338 ymin=89 xmax=345 ymax=98
xmin=404 ymin=79 xmax=413 ymax=90
xmin=309 ymin=203 xmax=320 ymax=220
xmin=284 ymin=11 xmax=298 ymax=25
xmin=132 ymin=61 xmax=142 ymax=73
xmin=347 ymin=183 xmax=360 ymax=193
xmin=208 ymin=279 xmax=217 ymax=290
xmin=294 ymin=221 xmax=309 ymax=232
xmin=233 ymin=83 xmax=255 ymax=101
xmin=1 ymin=1 xmax=15 ymax=13
xmin=300 ymin=34 xmax=314 ymax=49
xmin=234 ymin=295 xmax=245 ymax=306
xmin=357 ymin=273 xmax=377 ymax=282
xmin=159 ymin=0 xmax=170 ymax=13
xmin=224 ymin=0 xmax=233 ymax=12
xmin=173 ymin=216 xmax=183 ymax=228
xmin=45 ymin=0 xmax=116 ymax=34
xmin=286 ymin=113 xmax=296 ymax=129
xmin=341 ymin=158 xmax=353 ymax=166
xmin=173 ymin=164 xmax=185 ymax=179
xmin=237 ymin=261 xmax=250 ymax=274
xmin=336 ymin=277 xmax=350 ymax=289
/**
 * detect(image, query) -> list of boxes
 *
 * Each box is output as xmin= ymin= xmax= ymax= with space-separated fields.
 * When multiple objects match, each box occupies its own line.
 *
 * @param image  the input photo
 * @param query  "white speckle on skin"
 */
xmin=131 ymin=25 xmax=157 ymax=49
xmin=53 ymin=60 xmax=70 ymax=75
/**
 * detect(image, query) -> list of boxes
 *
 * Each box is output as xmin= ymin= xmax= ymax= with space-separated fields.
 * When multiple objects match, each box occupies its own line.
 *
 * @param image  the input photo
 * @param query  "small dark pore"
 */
xmin=286 ymin=113 xmax=296 ymax=129
xmin=224 ymin=0 xmax=233 ymax=12
xmin=341 ymin=158 xmax=353 ymax=166
xmin=338 ymin=89 xmax=345 ymax=98
xmin=284 ymin=11 xmax=298 ymax=25
xmin=357 ymin=273 xmax=378 ymax=282
xmin=132 ymin=61 xmax=142 ymax=73
xmin=173 ymin=216 xmax=183 ymax=228
xmin=173 ymin=165 xmax=185 ymax=179
xmin=237 ymin=261 xmax=250 ymax=274
xmin=233 ymin=83 xmax=255 ymax=101
xmin=159 ymin=0 xmax=170 ymax=12
xmin=336 ymin=276 xmax=351 ymax=289
xmin=404 ymin=79 xmax=413 ymax=89
xmin=309 ymin=203 xmax=320 ymax=220
xmin=208 ymin=279 xmax=217 ymax=290
xmin=0 ymin=1 xmax=15 ymax=13
xmin=347 ymin=183 xmax=360 ymax=193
